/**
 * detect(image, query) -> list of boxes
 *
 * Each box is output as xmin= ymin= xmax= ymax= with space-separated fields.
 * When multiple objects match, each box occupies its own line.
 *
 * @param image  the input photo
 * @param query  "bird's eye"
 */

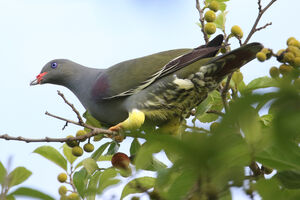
xmin=51 ymin=62 xmax=58 ymax=69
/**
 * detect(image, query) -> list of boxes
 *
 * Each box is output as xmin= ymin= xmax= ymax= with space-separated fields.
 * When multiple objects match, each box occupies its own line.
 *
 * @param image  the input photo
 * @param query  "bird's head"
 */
xmin=30 ymin=59 xmax=79 ymax=86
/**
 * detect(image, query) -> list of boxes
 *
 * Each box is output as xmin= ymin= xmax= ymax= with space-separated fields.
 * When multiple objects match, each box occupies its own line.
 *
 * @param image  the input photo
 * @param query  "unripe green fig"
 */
xmin=111 ymin=152 xmax=130 ymax=169
xmin=72 ymin=146 xmax=83 ymax=157
xmin=283 ymin=52 xmax=295 ymax=63
xmin=66 ymin=135 xmax=79 ymax=148
xmin=204 ymin=10 xmax=216 ymax=22
xmin=256 ymin=52 xmax=266 ymax=62
xmin=58 ymin=185 xmax=68 ymax=195
xmin=57 ymin=173 xmax=68 ymax=183
xmin=269 ymin=67 xmax=280 ymax=78
xmin=231 ymin=25 xmax=243 ymax=38
xmin=76 ymin=130 xmax=87 ymax=142
xmin=293 ymin=57 xmax=300 ymax=67
xmin=261 ymin=48 xmax=272 ymax=59
xmin=204 ymin=23 xmax=216 ymax=35
xmin=83 ymin=143 xmax=94 ymax=153
xmin=67 ymin=192 xmax=80 ymax=200
xmin=279 ymin=64 xmax=293 ymax=75
xmin=208 ymin=0 xmax=219 ymax=12
xmin=287 ymin=37 xmax=296 ymax=45
xmin=288 ymin=38 xmax=300 ymax=48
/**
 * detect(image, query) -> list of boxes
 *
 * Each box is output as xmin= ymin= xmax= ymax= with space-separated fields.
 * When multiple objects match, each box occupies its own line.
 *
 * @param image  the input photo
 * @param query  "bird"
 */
xmin=30 ymin=35 xmax=263 ymax=134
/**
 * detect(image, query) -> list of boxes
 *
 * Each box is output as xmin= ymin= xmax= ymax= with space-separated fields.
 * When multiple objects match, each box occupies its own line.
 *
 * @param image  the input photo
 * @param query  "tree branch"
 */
xmin=243 ymin=0 xmax=277 ymax=45
xmin=196 ymin=0 xmax=209 ymax=44
xmin=57 ymin=90 xmax=84 ymax=125
xmin=0 ymin=128 xmax=115 ymax=143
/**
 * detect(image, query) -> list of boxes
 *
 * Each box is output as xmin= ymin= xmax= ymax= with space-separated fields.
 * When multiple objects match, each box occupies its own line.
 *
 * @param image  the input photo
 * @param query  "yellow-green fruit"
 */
xmin=204 ymin=23 xmax=216 ymax=35
xmin=83 ymin=143 xmax=94 ymax=153
xmin=204 ymin=10 xmax=216 ymax=22
xmin=287 ymin=46 xmax=300 ymax=56
xmin=76 ymin=130 xmax=87 ymax=142
xmin=288 ymin=39 xmax=300 ymax=48
xmin=67 ymin=193 xmax=80 ymax=200
xmin=210 ymin=122 xmax=220 ymax=132
xmin=287 ymin=37 xmax=296 ymax=45
xmin=231 ymin=25 xmax=243 ymax=38
xmin=261 ymin=48 xmax=272 ymax=59
xmin=277 ymin=49 xmax=285 ymax=56
xmin=57 ymin=173 xmax=68 ymax=183
xmin=294 ymin=57 xmax=300 ymax=67
xmin=58 ymin=186 xmax=68 ymax=196
xmin=294 ymin=78 xmax=300 ymax=89
xmin=279 ymin=64 xmax=293 ymax=75
xmin=232 ymin=71 xmax=243 ymax=84
xmin=283 ymin=52 xmax=295 ymax=63
xmin=269 ymin=67 xmax=280 ymax=78
xmin=208 ymin=0 xmax=220 ymax=12
xmin=66 ymin=135 xmax=79 ymax=148
xmin=72 ymin=146 xmax=83 ymax=157
xmin=256 ymin=52 xmax=266 ymax=62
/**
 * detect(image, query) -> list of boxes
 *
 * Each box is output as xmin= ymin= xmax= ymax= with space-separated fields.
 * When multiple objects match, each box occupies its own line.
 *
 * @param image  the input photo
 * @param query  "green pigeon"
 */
xmin=30 ymin=35 xmax=263 ymax=133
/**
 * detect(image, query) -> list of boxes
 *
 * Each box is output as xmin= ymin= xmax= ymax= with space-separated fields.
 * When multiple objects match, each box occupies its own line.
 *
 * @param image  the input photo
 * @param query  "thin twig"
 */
xmin=243 ymin=0 xmax=277 ymax=45
xmin=57 ymin=90 xmax=84 ymax=125
xmin=221 ymin=73 xmax=233 ymax=112
xmin=196 ymin=0 xmax=209 ymax=44
xmin=0 ymin=128 xmax=115 ymax=143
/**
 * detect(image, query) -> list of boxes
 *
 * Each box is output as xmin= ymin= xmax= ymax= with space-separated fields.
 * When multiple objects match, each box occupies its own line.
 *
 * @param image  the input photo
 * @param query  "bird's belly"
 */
xmin=133 ymin=72 xmax=220 ymax=124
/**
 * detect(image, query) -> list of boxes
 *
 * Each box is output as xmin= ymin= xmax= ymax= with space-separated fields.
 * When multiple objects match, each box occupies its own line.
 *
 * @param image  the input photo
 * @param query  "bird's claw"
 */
xmin=108 ymin=123 xmax=123 ymax=132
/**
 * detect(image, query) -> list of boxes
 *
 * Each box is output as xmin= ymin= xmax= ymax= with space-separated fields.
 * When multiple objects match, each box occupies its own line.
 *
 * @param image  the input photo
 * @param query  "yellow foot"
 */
xmin=109 ymin=123 xmax=123 ymax=132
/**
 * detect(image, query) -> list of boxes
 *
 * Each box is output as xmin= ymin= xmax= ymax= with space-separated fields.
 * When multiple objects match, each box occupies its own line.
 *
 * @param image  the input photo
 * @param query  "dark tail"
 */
xmin=210 ymin=42 xmax=263 ymax=80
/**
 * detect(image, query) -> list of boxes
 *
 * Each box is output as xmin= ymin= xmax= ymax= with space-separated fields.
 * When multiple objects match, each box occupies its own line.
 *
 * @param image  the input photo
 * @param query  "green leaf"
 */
xmin=91 ymin=142 xmax=111 ymax=160
xmin=167 ymin=170 xmax=198 ymax=200
xmin=33 ymin=146 xmax=67 ymax=171
xmin=276 ymin=171 xmax=300 ymax=189
xmin=106 ymin=142 xmax=120 ymax=155
xmin=97 ymin=155 xmax=113 ymax=161
xmin=83 ymin=111 xmax=102 ymax=128
xmin=219 ymin=2 xmax=227 ymax=11
xmin=86 ymin=171 xmax=102 ymax=199
xmin=0 ymin=161 xmax=6 ymax=184
xmin=121 ymin=177 xmax=155 ymax=199
xmin=98 ymin=168 xmax=119 ymax=193
xmin=214 ymin=11 xmax=227 ymax=31
xmin=83 ymin=158 xmax=99 ymax=175
xmin=10 ymin=187 xmax=55 ymax=200
xmin=196 ymin=90 xmax=223 ymax=123
xmin=260 ymin=114 xmax=273 ymax=127
xmin=73 ymin=168 xmax=88 ymax=197
xmin=134 ymin=142 xmax=163 ymax=170
xmin=130 ymin=138 xmax=141 ymax=156
xmin=255 ymin=178 xmax=285 ymax=200
xmin=245 ymin=76 xmax=278 ymax=92
xmin=5 ymin=195 xmax=15 ymax=200
xmin=8 ymin=167 xmax=32 ymax=188
xmin=62 ymin=144 xmax=77 ymax=164
xmin=256 ymin=145 xmax=300 ymax=171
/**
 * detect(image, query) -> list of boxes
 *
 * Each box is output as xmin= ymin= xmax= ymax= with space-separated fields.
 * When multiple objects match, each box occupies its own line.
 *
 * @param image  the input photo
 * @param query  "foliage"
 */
xmin=1 ymin=0 xmax=300 ymax=200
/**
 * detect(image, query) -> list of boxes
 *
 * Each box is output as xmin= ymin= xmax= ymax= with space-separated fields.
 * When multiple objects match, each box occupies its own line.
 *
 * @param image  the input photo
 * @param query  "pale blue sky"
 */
xmin=0 ymin=0 xmax=299 ymax=199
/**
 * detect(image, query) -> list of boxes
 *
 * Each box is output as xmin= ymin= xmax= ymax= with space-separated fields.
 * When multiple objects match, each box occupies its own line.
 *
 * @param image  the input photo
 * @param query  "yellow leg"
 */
xmin=109 ymin=109 xmax=145 ymax=132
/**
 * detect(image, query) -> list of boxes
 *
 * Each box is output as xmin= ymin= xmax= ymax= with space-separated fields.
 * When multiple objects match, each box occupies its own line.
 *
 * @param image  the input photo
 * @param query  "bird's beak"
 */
xmin=30 ymin=72 xmax=48 ymax=86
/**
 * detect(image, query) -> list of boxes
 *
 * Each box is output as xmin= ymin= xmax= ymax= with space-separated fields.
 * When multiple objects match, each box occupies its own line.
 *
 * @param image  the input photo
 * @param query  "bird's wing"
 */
xmin=93 ymin=35 xmax=223 ymax=99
